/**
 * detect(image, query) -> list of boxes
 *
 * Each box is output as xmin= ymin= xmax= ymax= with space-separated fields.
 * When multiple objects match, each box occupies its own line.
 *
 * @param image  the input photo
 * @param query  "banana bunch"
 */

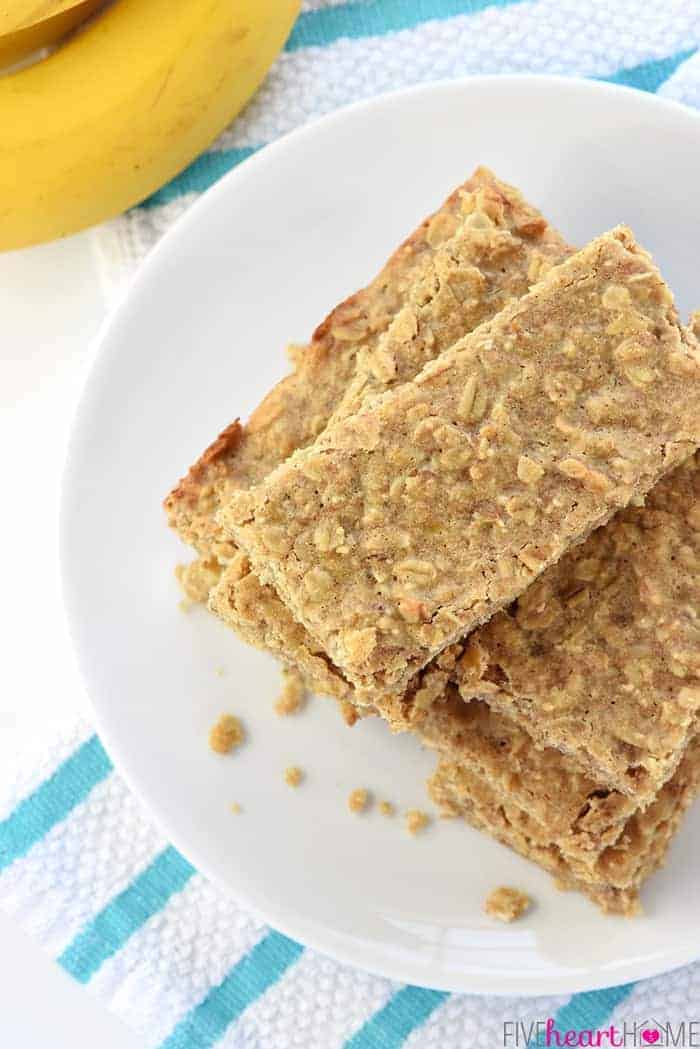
xmin=0 ymin=0 xmax=299 ymax=250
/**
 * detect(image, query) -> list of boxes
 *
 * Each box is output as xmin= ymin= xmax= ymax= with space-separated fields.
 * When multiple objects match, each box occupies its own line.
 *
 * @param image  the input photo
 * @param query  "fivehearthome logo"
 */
xmin=502 ymin=1017 xmax=700 ymax=1047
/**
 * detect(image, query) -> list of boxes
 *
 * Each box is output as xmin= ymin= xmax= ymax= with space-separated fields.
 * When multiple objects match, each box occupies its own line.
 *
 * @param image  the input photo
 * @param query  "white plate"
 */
xmin=62 ymin=76 xmax=700 ymax=996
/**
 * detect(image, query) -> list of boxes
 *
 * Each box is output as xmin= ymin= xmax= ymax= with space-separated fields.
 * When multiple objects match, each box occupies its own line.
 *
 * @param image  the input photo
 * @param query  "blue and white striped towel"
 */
xmin=4 ymin=718 xmax=700 ymax=1049
xmin=5 ymin=2 xmax=699 ymax=1047
xmin=93 ymin=0 xmax=700 ymax=301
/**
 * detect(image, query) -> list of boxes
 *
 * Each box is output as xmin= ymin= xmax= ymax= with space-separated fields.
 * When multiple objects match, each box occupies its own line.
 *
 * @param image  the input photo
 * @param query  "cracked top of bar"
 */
xmin=220 ymin=228 xmax=700 ymax=696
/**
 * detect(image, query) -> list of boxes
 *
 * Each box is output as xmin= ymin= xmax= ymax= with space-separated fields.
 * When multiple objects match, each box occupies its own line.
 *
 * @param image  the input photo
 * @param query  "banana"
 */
xmin=1 ymin=0 xmax=88 ymax=31
xmin=0 ymin=0 xmax=104 ymax=68
xmin=0 ymin=0 xmax=300 ymax=250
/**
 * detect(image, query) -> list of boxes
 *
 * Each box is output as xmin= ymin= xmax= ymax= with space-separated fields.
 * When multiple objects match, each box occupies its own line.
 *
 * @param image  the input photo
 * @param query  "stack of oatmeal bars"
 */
xmin=165 ymin=169 xmax=700 ymax=914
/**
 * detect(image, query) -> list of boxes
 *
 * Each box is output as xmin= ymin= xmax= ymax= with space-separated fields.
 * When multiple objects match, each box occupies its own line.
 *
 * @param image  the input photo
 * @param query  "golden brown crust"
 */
xmin=166 ymin=419 xmax=244 ymax=512
xmin=163 ymin=420 xmax=244 ymax=559
xmin=221 ymin=230 xmax=700 ymax=697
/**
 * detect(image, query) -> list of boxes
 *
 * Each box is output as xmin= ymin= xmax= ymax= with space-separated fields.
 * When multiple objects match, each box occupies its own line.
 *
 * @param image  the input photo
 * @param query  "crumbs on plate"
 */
xmin=284 ymin=765 xmax=304 ymax=788
xmin=209 ymin=714 xmax=245 ymax=755
xmin=484 ymin=886 xmax=532 ymax=923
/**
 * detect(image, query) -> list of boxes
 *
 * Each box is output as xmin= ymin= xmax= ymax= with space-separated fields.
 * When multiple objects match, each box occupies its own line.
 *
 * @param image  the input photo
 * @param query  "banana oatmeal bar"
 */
xmin=389 ymin=687 xmax=699 ymax=875
xmin=429 ymin=733 xmax=700 ymax=915
xmin=437 ymin=452 xmax=700 ymax=801
xmin=214 ymin=415 xmax=700 ymax=802
xmin=166 ymin=168 xmax=569 ymax=561
xmin=166 ymin=170 xmax=571 ymax=690
xmin=220 ymin=229 xmax=700 ymax=699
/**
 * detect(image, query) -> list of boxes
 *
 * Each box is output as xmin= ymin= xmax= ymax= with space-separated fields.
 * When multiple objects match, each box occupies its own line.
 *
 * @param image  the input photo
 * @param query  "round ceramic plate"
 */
xmin=62 ymin=76 xmax=700 ymax=996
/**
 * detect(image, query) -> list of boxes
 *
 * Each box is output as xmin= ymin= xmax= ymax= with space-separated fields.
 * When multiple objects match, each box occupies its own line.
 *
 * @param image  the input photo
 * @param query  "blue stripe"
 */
xmin=0 ymin=735 xmax=112 ymax=873
xmin=140 ymin=147 xmax=258 ymax=208
xmin=345 ymin=987 xmax=448 ymax=1049
xmin=286 ymin=0 xmax=526 ymax=51
xmin=531 ymin=985 xmax=636 ymax=1047
xmin=58 ymin=846 xmax=195 ymax=983
xmin=158 ymin=931 xmax=304 ymax=1049
xmin=136 ymin=46 xmax=695 ymax=213
xmin=601 ymin=48 xmax=696 ymax=93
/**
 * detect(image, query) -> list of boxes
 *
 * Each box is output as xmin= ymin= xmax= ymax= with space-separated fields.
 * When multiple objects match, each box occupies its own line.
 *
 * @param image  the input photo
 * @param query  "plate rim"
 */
xmin=61 ymin=73 xmax=700 ymax=997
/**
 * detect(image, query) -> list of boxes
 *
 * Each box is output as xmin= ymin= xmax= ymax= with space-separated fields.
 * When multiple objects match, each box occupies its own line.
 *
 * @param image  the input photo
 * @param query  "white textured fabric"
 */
xmin=0 ymin=772 xmax=165 ymax=956
xmin=0 ymin=718 xmax=92 ymax=822
xmin=402 ymin=990 xmax=568 ymax=1049
xmin=224 ymin=951 xmax=396 ymax=1049
xmin=89 ymin=875 xmax=267 ymax=1046
xmin=90 ymin=0 xmax=700 ymax=301
xmin=219 ymin=0 xmax=696 ymax=150
xmin=660 ymin=47 xmax=700 ymax=105
xmin=609 ymin=963 xmax=700 ymax=1025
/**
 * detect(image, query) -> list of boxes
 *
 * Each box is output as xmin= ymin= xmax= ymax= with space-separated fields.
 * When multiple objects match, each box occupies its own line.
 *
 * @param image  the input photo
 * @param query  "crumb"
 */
xmin=341 ymin=701 xmax=360 ymax=727
xmin=230 ymin=802 xmax=242 ymax=815
xmin=215 ymin=666 xmax=226 ymax=677
xmin=484 ymin=886 xmax=532 ymax=923
xmin=284 ymin=765 xmax=304 ymax=787
xmin=405 ymin=809 xmax=430 ymax=835
xmin=209 ymin=714 xmax=245 ymax=755
xmin=275 ymin=667 xmax=307 ymax=716
xmin=379 ymin=801 xmax=394 ymax=817
xmin=176 ymin=558 xmax=221 ymax=604
xmin=348 ymin=788 xmax=371 ymax=813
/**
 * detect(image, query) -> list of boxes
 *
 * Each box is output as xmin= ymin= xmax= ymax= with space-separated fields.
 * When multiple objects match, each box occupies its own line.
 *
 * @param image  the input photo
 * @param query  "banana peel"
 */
xmin=0 ymin=0 xmax=105 ymax=68
xmin=0 ymin=0 xmax=300 ymax=250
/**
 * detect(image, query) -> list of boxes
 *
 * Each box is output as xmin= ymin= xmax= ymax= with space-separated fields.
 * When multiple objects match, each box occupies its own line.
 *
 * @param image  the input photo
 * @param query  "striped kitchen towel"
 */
xmin=92 ymin=0 xmax=700 ymax=301
xmin=2 ymin=717 xmax=700 ymax=1048
xmin=13 ymin=1 xmax=697 ymax=1046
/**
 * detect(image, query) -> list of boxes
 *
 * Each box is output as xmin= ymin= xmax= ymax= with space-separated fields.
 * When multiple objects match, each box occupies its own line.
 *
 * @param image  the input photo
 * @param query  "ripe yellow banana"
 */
xmin=1 ymin=0 xmax=88 ymax=32
xmin=0 ymin=0 xmax=104 ymax=68
xmin=0 ymin=0 xmax=300 ymax=250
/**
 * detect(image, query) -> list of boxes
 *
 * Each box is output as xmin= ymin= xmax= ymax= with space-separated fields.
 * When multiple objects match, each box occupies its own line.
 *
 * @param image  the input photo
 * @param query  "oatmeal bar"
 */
xmin=221 ymin=229 xmax=700 ymax=698
xmin=215 ymin=432 xmax=700 ymax=802
xmin=386 ymin=689 xmax=650 ymax=870
xmin=386 ymin=682 xmax=700 ymax=879
xmin=165 ymin=168 xmax=569 ymax=565
xmin=168 ymin=169 xmax=572 ymax=705
xmin=429 ymin=736 xmax=700 ymax=916
xmin=209 ymin=548 xmax=354 ymax=701
xmin=206 ymin=173 xmax=571 ymax=693
xmin=442 ymin=451 xmax=700 ymax=800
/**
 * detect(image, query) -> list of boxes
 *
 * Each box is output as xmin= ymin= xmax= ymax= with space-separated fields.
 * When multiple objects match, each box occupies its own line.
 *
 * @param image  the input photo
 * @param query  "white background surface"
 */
xmin=0 ymin=231 xmax=139 ymax=1046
